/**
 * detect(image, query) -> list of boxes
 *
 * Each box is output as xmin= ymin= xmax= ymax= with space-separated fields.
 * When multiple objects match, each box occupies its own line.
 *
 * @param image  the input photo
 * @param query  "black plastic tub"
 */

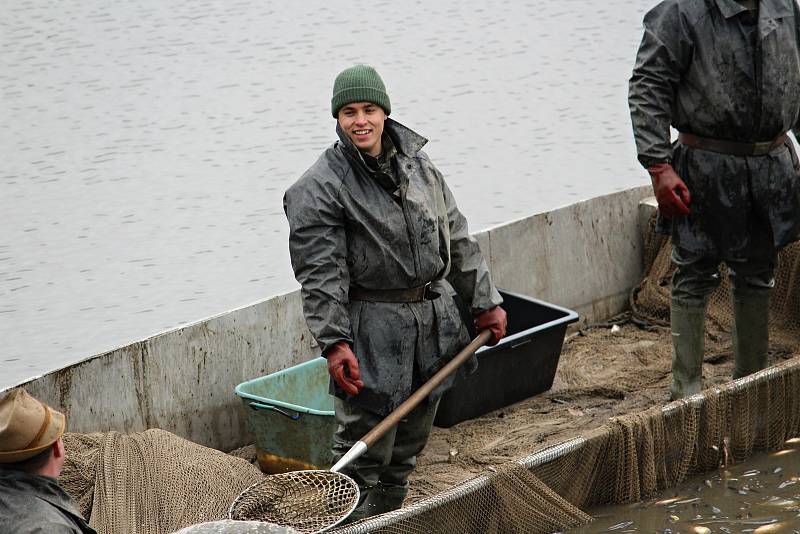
xmin=434 ymin=289 xmax=579 ymax=428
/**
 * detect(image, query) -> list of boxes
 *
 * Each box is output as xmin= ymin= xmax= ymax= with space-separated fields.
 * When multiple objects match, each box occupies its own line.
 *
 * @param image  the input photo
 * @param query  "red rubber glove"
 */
xmin=474 ymin=305 xmax=507 ymax=346
xmin=648 ymin=163 xmax=691 ymax=218
xmin=326 ymin=341 xmax=364 ymax=396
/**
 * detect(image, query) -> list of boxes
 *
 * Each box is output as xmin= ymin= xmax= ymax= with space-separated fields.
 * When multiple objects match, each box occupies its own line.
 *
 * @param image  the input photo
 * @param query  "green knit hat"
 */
xmin=331 ymin=64 xmax=391 ymax=118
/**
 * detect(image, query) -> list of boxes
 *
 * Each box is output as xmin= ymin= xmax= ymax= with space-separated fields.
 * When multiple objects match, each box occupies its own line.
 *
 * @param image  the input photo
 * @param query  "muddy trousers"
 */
xmin=332 ymin=396 xmax=440 ymax=521
xmin=669 ymin=246 xmax=775 ymax=399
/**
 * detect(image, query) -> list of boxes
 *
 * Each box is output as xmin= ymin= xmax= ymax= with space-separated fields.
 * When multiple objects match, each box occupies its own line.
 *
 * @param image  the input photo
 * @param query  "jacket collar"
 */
xmin=383 ymin=118 xmax=428 ymax=156
xmin=0 ymin=469 xmax=82 ymax=516
xmin=714 ymin=0 xmax=792 ymax=20
xmin=336 ymin=118 xmax=428 ymax=161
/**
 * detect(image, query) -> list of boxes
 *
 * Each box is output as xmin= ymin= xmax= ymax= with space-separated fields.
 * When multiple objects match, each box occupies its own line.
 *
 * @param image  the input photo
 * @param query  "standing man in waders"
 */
xmin=629 ymin=0 xmax=800 ymax=399
xmin=284 ymin=64 xmax=507 ymax=520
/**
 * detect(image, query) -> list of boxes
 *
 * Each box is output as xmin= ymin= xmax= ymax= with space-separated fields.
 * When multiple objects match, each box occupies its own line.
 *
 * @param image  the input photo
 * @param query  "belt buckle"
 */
xmin=753 ymin=140 xmax=772 ymax=155
xmin=422 ymin=282 xmax=440 ymax=301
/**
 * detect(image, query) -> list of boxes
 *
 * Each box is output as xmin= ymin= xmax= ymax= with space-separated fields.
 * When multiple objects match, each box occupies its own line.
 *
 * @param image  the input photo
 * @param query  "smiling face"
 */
xmin=337 ymin=102 xmax=387 ymax=156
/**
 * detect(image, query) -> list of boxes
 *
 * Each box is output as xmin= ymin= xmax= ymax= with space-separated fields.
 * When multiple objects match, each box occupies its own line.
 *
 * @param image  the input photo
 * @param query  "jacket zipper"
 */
xmin=399 ymin=162 xmax=422 ymax=284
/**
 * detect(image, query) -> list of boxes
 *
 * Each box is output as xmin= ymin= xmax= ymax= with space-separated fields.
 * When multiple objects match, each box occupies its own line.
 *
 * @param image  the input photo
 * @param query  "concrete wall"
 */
xmin=6 ymin=186 xmax=652 ymax=452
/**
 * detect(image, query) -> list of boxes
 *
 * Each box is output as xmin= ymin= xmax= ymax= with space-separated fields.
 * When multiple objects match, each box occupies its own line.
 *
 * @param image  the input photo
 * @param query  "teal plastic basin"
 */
xmin=235 ymin=357 xmax=336 ymax=473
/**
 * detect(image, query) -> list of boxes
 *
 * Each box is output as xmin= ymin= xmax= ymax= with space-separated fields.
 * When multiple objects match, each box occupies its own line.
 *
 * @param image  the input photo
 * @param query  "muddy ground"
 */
xmin=405 ymin=314 xmax=798 ymax=504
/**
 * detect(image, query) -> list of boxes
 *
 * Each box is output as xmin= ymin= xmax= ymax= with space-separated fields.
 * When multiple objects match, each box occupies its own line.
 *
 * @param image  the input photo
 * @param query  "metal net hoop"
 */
xmin=228 ymin=470 xmax=359 ymax=534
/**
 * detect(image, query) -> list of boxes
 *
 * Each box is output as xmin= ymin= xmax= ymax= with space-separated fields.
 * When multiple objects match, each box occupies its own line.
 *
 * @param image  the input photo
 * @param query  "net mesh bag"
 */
xmin=228 ymin=470 xmax=359 ymax=534
xmin=335 ymin=462 xmax=592 ymax=534
xmin=61 ymin=429 xmax=264 ymax=534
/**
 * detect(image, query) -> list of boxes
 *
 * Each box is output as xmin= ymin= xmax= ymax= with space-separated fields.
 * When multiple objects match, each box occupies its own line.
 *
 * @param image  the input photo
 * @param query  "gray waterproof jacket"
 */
xmin=0 ymin=469 xmax=96 ymax=534
xmin=629 ymin=0 xmax=800 ymax=256
xmin=284 ymin=119 xmax=502 ymax=415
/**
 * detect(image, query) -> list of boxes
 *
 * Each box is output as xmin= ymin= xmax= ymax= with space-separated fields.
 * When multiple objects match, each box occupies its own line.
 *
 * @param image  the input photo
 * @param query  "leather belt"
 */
xmin=678 ymin=132 xmax=789 ymax=157
xmin=349 ymin=282 xmax=440 ymax=303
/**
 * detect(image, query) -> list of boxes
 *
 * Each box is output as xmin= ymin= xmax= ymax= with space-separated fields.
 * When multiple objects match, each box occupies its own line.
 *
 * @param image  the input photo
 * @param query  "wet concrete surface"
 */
xmin=567 ymin=438 xmax=800 ymax=533
xmin=2 ymin=0 xmax=654 ymax=387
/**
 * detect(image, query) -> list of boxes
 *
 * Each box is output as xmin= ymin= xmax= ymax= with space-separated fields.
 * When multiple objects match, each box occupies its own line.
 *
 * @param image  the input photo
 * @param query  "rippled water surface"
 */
xmin=2 ymin=0 xmax=654 ymax=387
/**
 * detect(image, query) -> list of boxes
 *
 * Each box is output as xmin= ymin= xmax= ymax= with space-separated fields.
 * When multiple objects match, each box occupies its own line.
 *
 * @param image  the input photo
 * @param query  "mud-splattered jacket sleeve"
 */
xmin=284 ymin=173 xmax=352 ymax=355
xmin=629 ymin=0 xmax=692 ymax=168
xmin=795 ymin=3 xmax=800 ymax=142
xmin=439 ymin=172 xmax=503 ymax=314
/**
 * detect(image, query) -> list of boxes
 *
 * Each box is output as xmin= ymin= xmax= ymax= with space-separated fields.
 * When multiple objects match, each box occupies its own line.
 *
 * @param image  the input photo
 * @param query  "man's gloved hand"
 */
xmin=648 ymin=163 xmax=691 ymax=218
xmin=474 ymin=306 xmax=507 ymax=346
xmin=326 ymin=341 xmax=364 ymax=396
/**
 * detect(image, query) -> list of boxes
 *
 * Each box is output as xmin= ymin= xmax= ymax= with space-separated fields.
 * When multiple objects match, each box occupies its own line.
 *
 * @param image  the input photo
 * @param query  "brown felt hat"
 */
xmin=0 ymin=389 xmax=65 ymax=463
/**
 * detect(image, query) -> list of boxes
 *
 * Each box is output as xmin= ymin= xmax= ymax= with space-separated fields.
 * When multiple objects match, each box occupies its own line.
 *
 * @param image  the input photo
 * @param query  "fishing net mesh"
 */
xmin=58 ymin=217 xmax=800 ymax=533
xmin=228 ymin=471 xmax=358 ymax=533
xmin=60 ymin=429 xmax=263 ymax=534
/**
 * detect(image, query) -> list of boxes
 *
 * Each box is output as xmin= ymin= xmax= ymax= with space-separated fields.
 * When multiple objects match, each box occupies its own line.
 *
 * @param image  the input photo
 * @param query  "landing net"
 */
xmin=228 ymin=470 xmax=359 ymax=533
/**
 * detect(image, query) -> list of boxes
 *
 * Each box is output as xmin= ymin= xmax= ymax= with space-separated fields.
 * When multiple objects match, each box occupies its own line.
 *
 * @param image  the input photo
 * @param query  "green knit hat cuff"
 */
xmin=331 ymin=65 xmax=391 ymax=117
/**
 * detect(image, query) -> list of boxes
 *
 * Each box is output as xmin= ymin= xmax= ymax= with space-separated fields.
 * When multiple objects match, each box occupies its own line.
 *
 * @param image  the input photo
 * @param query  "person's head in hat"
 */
xmin=331 ymin=64 xmax=391 ymax=157
xmin=0 ymin=389 xmax=67 ymax=478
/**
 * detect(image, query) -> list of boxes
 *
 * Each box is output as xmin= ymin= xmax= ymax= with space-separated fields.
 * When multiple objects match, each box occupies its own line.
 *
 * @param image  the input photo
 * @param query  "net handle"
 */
xmin=363 ymin=330 xmax=491 ymax=447
xmin=331 ymin=330 xmax=491 ymax=473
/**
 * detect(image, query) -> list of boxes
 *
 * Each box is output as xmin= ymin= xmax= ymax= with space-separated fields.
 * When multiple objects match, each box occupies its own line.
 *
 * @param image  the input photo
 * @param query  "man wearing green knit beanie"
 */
xmin=284 ymin=65 xmax=507 ymax=521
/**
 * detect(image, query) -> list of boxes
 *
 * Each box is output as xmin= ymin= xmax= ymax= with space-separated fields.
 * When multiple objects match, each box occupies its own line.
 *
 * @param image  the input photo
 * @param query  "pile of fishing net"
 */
xmin=60 ymin=429 xmax=263 ymax=533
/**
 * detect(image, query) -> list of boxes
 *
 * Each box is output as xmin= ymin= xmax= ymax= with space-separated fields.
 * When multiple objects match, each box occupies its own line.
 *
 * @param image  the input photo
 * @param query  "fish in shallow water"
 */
xmin=753 ymin=522 xmax=787 ymax=533
xmin=763 ymin=498 xmax=798 ymax=509
xmin=607 ymin=521 xmax=634 ymax=531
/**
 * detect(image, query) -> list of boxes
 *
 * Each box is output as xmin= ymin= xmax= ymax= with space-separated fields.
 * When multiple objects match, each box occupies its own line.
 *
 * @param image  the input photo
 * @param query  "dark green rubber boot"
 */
xmin=732 ymin=290 xmax=770 ymax=379
xmin=670 ymin=301 xmax=707 ymax=400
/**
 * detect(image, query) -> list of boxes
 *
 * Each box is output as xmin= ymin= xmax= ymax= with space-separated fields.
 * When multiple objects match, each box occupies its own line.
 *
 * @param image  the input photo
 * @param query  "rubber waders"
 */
xmin=368 ymin=483 xmax=408 ymax=516
xmin=670 ymin=301 xmax=707 ymax=400
xmin=731 ymin=289 xmax=770 ymax=379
